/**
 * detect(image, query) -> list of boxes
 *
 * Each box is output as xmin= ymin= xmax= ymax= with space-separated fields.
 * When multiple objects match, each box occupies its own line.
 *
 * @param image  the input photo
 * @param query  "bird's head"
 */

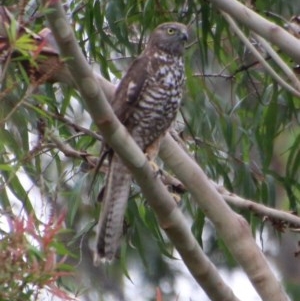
xmin=147 ymin=22 xmax=188 ymax=55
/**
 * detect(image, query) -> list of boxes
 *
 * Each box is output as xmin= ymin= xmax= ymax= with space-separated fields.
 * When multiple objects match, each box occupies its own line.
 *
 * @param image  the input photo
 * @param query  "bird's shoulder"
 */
xmin=111 ymin=51 xmax=162 ymax=123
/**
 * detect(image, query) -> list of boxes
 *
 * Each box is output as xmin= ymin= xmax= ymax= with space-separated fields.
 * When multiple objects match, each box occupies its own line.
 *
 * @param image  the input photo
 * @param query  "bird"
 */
xmin=94 ymin=22 xmax=188 ymax=263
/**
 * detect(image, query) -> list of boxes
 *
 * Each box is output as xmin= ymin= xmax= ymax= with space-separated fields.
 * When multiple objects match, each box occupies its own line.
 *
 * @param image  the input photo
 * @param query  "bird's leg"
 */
xmin=144 ymin=139 xmax=161 ymax=175
xmin=170 ymin=192 xmax=182 ymax=204
xmin=145 ymin=139 xmax=182 ymax=204
xmin=146 ymin=155 xmax=161 ymax=175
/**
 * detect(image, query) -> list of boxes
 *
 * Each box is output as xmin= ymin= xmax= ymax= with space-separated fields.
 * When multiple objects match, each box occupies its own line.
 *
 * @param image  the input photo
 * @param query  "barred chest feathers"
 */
xmin=129 ymin=51 xmax=184 ymax=148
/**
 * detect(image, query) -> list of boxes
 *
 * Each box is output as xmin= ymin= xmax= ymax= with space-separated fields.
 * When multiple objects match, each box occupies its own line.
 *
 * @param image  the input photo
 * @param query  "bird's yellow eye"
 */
xmin=167 ymin=28 xmax=175 ymax=35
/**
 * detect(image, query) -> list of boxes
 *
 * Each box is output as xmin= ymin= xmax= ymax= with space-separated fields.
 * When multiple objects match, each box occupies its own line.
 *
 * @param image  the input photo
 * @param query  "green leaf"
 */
xmin=7 ymin=175 xmax=35 ymax=215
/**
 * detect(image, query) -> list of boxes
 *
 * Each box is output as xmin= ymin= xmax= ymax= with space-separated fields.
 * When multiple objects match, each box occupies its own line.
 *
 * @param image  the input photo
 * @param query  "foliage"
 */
xmin=1 ymin=0 xmax=300 ymax=300
xmin=0 ymin=212 xmax=76 ymax=301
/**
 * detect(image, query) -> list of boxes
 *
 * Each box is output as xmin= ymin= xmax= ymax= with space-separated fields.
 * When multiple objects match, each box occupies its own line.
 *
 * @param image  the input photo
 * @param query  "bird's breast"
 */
xmin=129 ymin=57 xmax=184 ymax=149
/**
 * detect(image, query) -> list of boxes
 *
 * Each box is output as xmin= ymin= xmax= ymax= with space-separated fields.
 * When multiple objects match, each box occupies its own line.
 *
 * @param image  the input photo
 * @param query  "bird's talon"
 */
xmin=145 ymin=152 xmax=161 ymax=176
xmin=171 ymin=192 xmax=181 ymax=205
xmin=149 ymin=160 xmax=160 ymax=174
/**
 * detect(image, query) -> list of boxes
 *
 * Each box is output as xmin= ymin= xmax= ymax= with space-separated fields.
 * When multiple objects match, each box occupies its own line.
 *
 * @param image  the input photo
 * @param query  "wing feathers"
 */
xmin=112 ymin=55 xmax=150 ymax=124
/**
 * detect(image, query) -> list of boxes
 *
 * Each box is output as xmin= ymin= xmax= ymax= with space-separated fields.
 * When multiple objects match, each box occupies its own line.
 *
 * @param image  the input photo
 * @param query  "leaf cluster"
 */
xmin=0 ymin=213 xmax=75 ymax=301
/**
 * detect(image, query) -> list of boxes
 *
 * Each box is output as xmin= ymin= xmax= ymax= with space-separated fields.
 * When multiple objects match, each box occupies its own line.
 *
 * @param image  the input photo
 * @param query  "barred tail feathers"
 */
xmin=94 ymin=154 xmax=131 ymax=262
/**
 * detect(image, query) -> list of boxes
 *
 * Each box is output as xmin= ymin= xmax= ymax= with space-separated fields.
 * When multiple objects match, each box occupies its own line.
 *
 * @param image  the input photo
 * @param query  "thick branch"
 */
xmin=208 ymin=0 xmax=300 ymax=64
xmin=222 ymin=12 xmax=300 ymax=97
xmin=42 ymin=1 xmax=239 ymax=300
xmin=159 ymin=134 xmax=289 ymax=301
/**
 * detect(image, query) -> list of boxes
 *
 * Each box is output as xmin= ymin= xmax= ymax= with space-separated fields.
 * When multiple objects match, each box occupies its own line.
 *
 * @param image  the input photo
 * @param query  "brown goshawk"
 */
xmin=94 ymin=22 xmax=188 ymax=262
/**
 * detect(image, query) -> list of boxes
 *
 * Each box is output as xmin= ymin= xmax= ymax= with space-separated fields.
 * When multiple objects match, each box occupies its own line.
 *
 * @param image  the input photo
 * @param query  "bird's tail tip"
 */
xmin=93 ymin=251 xmax=113 ymax=266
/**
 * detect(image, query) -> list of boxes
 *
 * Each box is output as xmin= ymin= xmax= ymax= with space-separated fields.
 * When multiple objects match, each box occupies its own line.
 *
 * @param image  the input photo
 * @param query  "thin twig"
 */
xmin=23 ymin=102 xmax=103 ymax=142
xmin=0 ymin=85 xmax=35 ymax=126
xmin=213 ymin=181 xmax=300 ymax=229
xmin=193 ymin=72 xmax=234 ymax=79
xmin=158 ymin=166 xmax=300 ymax=229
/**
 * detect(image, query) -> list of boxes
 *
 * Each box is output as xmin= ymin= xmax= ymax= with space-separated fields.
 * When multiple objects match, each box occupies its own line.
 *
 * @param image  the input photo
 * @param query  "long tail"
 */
xmin=94 ymin=154 xmax=131 ymax=263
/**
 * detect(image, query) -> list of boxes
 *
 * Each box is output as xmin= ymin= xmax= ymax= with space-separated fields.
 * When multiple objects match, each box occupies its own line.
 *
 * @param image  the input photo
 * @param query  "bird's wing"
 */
xmin=112 ymin=54 xmax=150 ymax=125
xmin=94 ymin=55 xmax=151 ymax=261
xmin=90 ymin=56 xmax=150 ymax=194
xmin=95 ymin=54 xmax=157 ymax=262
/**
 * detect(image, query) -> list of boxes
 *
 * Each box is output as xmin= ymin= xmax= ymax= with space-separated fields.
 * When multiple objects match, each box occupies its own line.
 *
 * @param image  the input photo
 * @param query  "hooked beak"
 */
xmin=180 ymin=29 xmax=188 ymax=42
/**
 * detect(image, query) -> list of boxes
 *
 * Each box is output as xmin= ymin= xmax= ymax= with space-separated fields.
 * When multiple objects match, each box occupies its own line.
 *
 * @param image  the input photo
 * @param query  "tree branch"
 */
xmin=158 ymin=167 xmax=300 ymax=230
xmin=214 ymin=182 xmax=300 ymax=230
xmin=159 ymin=134 xmax=289 ymax=301
xmin=41 ymin=1 xmax=239 ymax=300
xmin=252 ymin=32 xmax=300 ymax=91
xmin=208 ymin=0 xmax=300 ymax=64
xmin=222 ymin=12 xmax=300 ymax=97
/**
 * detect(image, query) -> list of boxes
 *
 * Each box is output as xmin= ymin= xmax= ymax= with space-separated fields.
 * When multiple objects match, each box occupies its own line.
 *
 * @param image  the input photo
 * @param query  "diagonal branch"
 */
xmin=221 ymin=12 xmax=300 ymax=97
xmin=41 ymin=1 xmax=240 ymax=300
xmin=208 ymin=0 xmax=300 ymax=64
xmin=159 ymin=134 xmax=289 ymax=301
